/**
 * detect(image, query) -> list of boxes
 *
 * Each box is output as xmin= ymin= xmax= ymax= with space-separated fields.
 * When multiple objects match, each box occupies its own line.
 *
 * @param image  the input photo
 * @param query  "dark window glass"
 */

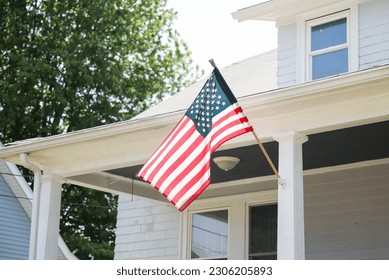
xmin=249 ymin=204 xmax=277 ymax=260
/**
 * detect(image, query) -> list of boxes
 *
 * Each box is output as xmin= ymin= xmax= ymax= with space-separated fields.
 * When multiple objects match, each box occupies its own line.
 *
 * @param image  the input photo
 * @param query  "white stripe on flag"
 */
xmin=143 ymin=118 xmax=193 ymax=180
xmin=151 ymin=124 xmax=199 ymax=187
xmin=166 ymin=134 xmax=211 ymax=200
xmin=139 ymin=117 xmax=187 ymax=177
xmin=157 ymin=128 xmax=205 ymax=193
xmin=174 ymin=167 xmax=210 ymax=210
xmin=212 ymin=103 xmax=240 ymax=123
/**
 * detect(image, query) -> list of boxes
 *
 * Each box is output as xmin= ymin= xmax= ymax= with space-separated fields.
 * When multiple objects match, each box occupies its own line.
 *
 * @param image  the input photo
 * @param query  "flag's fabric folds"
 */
xmin=137 ymin=68 xmax=253 ymax=211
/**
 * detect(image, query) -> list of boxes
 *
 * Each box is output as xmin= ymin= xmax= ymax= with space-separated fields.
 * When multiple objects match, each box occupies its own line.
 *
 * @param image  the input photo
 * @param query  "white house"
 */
xmin=0 ymin=0 xmax=389 ymax=260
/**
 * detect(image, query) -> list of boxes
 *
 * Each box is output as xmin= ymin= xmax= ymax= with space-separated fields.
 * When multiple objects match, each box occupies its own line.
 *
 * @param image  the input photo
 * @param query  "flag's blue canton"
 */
xmin=185 ymin=73 xmax=232 ymax=137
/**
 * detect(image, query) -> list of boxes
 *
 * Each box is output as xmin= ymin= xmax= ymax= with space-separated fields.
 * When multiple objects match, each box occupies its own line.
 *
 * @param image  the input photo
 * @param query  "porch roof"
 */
xmin=1 ymin=62 xmax=389 ymax=202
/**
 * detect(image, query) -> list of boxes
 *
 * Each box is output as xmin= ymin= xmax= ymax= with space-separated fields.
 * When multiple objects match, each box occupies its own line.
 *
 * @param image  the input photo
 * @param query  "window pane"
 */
xmin=311 ymin=18 xmax=347 ymax=51
xmin=191 ymin=210 xmax=228 ymax=259
xmin=312 ymin=48 xmax=348 ymax=80
xmin=249 ymin=204 xmax=277 ymax=260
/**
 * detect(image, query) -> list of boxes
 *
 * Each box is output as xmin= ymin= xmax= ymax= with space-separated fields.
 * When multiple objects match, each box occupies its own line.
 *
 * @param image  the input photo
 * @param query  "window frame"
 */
xmin=188 ymin=207 xmax=230 ymax=260
xmin=297 ymin=3 xmax=358 ymax=83
xmin=180 ymin=190 xmax=277 ymax=260
xmin=246 ymin=202 xmax=278 ymax=260
xmin=306 ymin=11 xmax=350 ymax=81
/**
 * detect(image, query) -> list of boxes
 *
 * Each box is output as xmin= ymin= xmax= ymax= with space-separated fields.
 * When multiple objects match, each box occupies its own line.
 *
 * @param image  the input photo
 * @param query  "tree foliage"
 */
xmin=0 ymin=0 xmax=198 ymax=141
xmin=61 ymin=185 xmax=118 ymax=260
xmin=0 ymin=0 xmax=199 ymax=259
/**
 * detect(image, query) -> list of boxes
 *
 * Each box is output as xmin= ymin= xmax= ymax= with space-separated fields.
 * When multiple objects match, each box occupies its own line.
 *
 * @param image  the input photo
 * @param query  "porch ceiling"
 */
xmin=66 ymin=120 xmax=389 ymax=201
xmin=102 ymin=119 xmax=389 ymax=184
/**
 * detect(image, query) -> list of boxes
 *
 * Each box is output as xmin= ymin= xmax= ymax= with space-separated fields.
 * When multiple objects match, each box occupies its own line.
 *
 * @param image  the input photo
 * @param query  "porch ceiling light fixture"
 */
xmin=213 ymin=156 xmax=240 ymax=171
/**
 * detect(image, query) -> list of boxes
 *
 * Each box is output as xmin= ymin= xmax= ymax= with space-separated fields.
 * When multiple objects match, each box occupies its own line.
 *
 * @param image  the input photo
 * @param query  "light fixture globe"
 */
xmin=213 ymin=156 xmax=240 ymax=171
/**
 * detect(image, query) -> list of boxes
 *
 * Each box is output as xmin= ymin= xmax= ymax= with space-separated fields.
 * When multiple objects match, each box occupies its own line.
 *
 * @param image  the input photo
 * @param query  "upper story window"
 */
xmin=306 ymin=11 xmax=350 ymax=80
xmin=297 ymin=3 xmax=359 ymax=83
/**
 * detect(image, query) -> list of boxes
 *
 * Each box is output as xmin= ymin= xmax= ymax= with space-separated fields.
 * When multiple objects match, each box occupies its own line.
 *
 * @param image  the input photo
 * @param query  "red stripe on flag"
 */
xmin=137 ymin=116 xmax=190 ymax=178
xmin=162 ymin=139 xmax=210 ymax=197
xmin=138 ymin=117 xmax=191 ymax=178
xmin=210 ymin=111 xmax=252 ymax=152
xmin=213 ymin=106 xmax=244 ymax=127
xmin=211 ymin=116 xmax=250 ymax=143
xmin=154 ymin=132 xmax=205 ymax=192
xmin=177 ymin=178 xmax=211 ymax=212
xmin=171 ymin=160 xmax=211 ymax=208
xmin=145 ymin=122 xmax=197 ymax=184
xmin=211 ymin=127 xmax=253 ymax=153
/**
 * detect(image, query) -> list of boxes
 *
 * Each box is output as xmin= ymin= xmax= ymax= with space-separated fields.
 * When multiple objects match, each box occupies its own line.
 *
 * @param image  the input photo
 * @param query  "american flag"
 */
xmin=137 ymin=68 xmax=253 ymax=211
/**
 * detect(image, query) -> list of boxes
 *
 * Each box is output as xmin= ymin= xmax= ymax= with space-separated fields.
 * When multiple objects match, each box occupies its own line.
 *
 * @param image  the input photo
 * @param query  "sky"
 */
xmin=167 ymin=0 xmax=278 ymax=75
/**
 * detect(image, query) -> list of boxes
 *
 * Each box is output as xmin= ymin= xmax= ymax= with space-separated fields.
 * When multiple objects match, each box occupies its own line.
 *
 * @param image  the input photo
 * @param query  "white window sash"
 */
xmin=306 ymin=10 xmax=350 ymax=81
xmin=188 ymin=207 xmax=229 ymax=260
xmin=296 ymin=2 xmax=358 ymax=83
xmin=181 ymin=190 xmax=277 ymax=260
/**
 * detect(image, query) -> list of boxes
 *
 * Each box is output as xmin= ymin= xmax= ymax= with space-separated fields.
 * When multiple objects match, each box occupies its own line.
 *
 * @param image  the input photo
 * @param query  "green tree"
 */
xmin=61 ymin=185 xmax=118 ymax=259
xmin=0 ymin=0 xmax=200 ymax=259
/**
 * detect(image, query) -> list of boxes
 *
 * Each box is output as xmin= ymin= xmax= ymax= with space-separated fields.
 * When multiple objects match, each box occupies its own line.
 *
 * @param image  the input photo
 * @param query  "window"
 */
xmin=190 ymin=209 xmax=228 ymax=259
xmin=182 ymin=190 xmax=278 ymax=259
xmin=248 ymin=204 xmax=277 ymax=260
xmin=307 ymin=11 xmax=350 ymax=80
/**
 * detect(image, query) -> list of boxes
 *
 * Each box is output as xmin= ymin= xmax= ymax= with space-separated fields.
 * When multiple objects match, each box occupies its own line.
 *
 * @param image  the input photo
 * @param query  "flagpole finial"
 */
xmin=209 ymin=59 xmax=217 ymax=68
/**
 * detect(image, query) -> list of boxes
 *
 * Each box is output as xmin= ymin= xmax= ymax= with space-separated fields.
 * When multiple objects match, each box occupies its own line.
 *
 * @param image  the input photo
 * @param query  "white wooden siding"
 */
xmin=359 ymin=0 xmax=389 ymax=69
xmin=114 ymin=195 xmax=180 ymax=260
xmin=277 ymin=23 xmax=297 ymax=88
xmin=276 ymin=0 xmax=389 ymax=86
xmin=304 ymin=165 xmax=389 ymax=260
xmin=114 ymin=163 xmax=389 ymax=260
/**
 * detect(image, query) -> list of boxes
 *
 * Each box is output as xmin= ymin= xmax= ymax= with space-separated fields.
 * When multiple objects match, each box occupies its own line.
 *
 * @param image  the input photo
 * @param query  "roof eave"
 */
xmin=1 ymin=64 xmax=389 ymax=169
xmin=0 ymin=111 xmax=181 ymax=160
xmin=232 ymin=0 xmax=357 ymax=23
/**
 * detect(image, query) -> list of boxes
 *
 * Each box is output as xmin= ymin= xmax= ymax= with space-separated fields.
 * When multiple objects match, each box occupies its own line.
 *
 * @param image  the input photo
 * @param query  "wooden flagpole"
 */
xmin=252 ymin=131 xmax=280 ymax=179
xmin=209 ymin=59 xmax=280 ymax=179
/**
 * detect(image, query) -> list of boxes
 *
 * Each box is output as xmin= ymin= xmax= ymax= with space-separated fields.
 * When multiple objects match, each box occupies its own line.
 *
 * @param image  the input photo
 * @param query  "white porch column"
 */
xmin=34 ymin=173 xmax=63 ymax=260
xmin=273 ymin=131 xmax=308 ymax=260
